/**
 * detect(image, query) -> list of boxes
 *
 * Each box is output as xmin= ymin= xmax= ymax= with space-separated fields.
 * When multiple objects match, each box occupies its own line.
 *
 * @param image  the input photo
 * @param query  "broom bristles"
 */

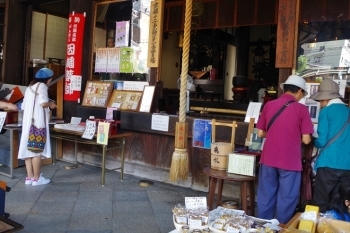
xmin=169 ymin=148 xmax=188 ymax=182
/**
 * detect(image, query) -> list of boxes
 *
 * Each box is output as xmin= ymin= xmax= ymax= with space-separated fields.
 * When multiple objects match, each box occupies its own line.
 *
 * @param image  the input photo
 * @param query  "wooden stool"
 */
xmin=203 ymin=166 xmax=257 ymax=215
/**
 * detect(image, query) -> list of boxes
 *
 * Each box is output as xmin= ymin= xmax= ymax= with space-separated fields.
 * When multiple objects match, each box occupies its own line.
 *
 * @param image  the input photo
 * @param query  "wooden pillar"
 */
xmin=4 ymin=1 xmax=27 ymax=85
xmin=275 ymin=0 xmax=298 ymax=69
xmin=235 ymin=26 xmax=250 ymax=77
xmin=278 ymin=69 xmax=292 ymax=97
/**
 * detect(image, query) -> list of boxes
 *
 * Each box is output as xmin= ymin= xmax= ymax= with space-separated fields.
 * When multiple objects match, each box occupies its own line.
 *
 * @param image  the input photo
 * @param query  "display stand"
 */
xmin=50 ymin=128 xmax=132 ymax=185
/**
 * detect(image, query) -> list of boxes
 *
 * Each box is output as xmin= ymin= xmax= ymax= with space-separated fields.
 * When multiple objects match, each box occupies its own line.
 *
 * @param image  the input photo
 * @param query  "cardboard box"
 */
xmin=282 ymin=212 xmax=350 ymax=232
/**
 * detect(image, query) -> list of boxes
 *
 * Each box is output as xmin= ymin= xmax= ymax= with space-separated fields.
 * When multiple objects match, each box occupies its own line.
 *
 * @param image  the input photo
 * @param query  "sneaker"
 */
xmin=32 ymin=174 xmax=50 ymax=186
xmin=25 ymin=177 xmax=33 ymax=185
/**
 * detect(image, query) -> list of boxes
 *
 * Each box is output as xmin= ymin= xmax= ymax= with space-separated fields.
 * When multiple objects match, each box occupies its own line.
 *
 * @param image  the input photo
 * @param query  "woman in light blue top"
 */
xmin=309 ymin=79 xmax=350 ymax=213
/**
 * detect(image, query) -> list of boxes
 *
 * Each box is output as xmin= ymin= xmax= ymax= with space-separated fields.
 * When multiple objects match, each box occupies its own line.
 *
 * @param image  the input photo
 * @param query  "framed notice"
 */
xmin=82 ymin=81 xmax=113 ymax=108
xmin=107 ymin=90 xmax=142 ymax=111
xmin=227 ymin=153 xmax=256 ymax=176
xmin=139 ymin=86 xmax=155 ymax=112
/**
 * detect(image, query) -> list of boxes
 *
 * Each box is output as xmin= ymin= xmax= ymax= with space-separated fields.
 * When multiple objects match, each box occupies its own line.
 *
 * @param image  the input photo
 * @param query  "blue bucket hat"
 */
xmin=35 ymin=68 xmax=54 ymax=79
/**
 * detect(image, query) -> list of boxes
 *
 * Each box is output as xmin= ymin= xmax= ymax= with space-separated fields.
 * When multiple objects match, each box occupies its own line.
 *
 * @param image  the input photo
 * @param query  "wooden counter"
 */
xmin=58 ymin=109 xmax=250 ymax=190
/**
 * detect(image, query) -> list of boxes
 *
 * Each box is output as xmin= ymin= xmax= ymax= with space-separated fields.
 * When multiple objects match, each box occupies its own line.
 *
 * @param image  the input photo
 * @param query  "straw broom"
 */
xmin=169 ymin=0 xmax=192 ymax=182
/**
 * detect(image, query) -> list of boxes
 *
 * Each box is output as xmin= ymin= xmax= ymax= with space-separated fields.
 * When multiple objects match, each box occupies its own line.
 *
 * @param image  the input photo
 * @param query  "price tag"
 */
xmin=226 ymin=227 xmax=240 ymax=233
xmin=188 ymin=219 xmax=201 ymax=228
xmin=185 ymin=197 xmax=207 ymax=209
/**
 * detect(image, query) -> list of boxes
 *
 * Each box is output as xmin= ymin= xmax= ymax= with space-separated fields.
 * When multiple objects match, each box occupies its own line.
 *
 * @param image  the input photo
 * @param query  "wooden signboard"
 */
xmin=107 ymin=90 xmax=142 ymax=111
xmin=82 ymin=81 xmax=113 ymax=108
xmin=275 ymin=0 xmax=297 ymax=68
xmin=147 ymin=0 xmax=164 ymax=67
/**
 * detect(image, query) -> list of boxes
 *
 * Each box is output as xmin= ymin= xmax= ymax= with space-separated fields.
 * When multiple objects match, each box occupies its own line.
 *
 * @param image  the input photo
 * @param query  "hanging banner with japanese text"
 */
xmin=147 ymin=0 xmax=163 ymax=68
xmin=275 ymin=0 xmax=297 ymax=68
xmin=64 ymin=12 xmax=86 ymax=101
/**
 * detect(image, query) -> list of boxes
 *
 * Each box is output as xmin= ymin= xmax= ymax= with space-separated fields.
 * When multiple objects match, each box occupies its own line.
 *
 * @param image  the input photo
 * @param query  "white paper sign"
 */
xmin=70 ymin=117 xmax=82 ymax=125
xmin=151 ymin=114 xmax=169 ymax=132
xmin=82 ymin=120 xmax=96 ymax=140
xmin=333 ymin=79 xmax=346 ymax=98
xmin=123 ymin=81 xmax=149 ymax=91
xmin=185 ymin=197 xmax=207 ymax=209
xmin=70 ymin=75 xmax=82 ymax=91
xmin=227 ymin=153 xmax=256 ymax=176
xmin=244 ymin=102 xmax=262 ymax=123
xmin=0 ymin=112 xmax=7 ymax=131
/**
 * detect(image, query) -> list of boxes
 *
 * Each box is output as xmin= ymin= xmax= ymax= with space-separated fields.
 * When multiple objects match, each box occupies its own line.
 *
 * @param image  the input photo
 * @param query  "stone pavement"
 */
xmin=1 ymin=161 xmax=209 ymax=233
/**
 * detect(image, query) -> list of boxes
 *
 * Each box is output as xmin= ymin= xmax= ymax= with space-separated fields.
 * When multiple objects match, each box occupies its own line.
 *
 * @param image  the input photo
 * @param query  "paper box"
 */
xmin=284 ymin=212 xmax=350 ymax=233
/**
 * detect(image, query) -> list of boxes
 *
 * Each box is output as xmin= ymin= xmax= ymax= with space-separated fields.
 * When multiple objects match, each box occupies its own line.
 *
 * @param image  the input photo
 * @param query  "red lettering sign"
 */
xmin=64 ymin=13 xmax=86 ymax=101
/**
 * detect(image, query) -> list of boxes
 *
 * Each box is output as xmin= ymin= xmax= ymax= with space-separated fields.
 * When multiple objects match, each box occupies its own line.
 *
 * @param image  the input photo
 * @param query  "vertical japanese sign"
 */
xmin=147 ymin=0 xmax=163 ymax=68
xmin=275 ymin=0 xmax=297 ymax=68
xmin=64 ymin=12 xmax=86 ymax=101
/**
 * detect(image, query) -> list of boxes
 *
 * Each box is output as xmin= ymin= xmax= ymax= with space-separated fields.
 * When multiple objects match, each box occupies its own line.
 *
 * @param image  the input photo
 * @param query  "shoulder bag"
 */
xmin=266 ymin=100 xmax=295 ymax=131
xmin=27 ymin=84 xmax=47 ymax=153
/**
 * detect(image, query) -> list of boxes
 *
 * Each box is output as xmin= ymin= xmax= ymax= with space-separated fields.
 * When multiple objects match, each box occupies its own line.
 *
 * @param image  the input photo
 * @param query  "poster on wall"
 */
xmin=106 ymin=47 xmax=120 ymax=73
xmin=120 ymin=47 xmax=134 ymax=73
xmin=192 ymin=119 xmax=212 ymax=149
xmin=64 ymin=12 xmax=86 ymax=101
xmin=115 ymin=21 xmax=130 ymax=47
xmin=95 ymin=48 xmax=107 ymax=73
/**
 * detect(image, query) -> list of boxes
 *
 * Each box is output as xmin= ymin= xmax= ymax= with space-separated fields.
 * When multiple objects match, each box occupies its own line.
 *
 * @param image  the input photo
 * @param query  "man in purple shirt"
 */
xmin=256 ymin=75 xmax=314 ymax=224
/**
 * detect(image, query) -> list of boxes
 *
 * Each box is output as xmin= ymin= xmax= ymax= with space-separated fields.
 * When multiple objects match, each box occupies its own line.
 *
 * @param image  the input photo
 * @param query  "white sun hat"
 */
xmin=280 ymin=75 xmax=308 ymax=96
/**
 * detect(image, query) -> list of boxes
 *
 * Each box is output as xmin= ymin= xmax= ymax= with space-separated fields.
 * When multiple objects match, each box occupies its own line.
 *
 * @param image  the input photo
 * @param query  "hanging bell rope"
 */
xmin=169 ymin=0 xmax=192 ymax=182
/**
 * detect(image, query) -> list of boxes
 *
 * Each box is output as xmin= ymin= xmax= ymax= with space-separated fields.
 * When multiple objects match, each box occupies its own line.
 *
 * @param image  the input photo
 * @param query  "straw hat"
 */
xmin=309 ymin=79 xmax=342 ymax=101
xmin=280 ymin=75 xmax=308 ymax=96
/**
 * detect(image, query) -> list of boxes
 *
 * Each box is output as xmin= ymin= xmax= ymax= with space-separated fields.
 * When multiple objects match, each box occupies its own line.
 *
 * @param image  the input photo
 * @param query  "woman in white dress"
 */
xmin=18 ymin=68 xmax=57 ymax=186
